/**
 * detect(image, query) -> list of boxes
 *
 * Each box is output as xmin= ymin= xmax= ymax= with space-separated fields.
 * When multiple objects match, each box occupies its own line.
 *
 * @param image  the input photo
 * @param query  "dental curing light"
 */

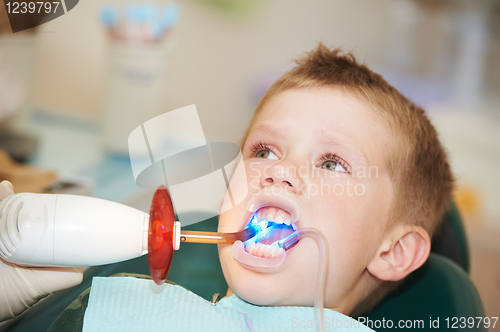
xmin=0 ymin=186 xmax=263 ymax=285
xmin=0 ymin=186 xmax=329 ymax=331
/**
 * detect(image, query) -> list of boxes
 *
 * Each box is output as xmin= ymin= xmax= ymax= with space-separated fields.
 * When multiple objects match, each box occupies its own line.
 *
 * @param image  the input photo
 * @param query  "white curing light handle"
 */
xmin=0 ymin=193 xmax=149 ymax=267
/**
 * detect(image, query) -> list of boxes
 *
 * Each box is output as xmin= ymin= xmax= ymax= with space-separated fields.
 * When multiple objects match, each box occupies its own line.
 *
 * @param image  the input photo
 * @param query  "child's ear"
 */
xmin=366 ymin=225 xmax=431 ymax=281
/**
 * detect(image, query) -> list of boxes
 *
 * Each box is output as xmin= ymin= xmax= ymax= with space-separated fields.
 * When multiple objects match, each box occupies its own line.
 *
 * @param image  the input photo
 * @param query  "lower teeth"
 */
xmin=245 ymin=242 xmax=284 ymax=259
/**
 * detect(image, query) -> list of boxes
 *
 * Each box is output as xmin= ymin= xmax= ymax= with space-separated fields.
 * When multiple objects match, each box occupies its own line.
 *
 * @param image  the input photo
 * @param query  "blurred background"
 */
xmin=0 ymin=0 xmax=499 ymax=323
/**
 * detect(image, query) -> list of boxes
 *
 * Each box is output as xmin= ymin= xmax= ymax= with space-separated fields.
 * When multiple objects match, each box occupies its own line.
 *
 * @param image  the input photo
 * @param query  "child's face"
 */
xmin=218 ymin=87 xmax=393 ymax=313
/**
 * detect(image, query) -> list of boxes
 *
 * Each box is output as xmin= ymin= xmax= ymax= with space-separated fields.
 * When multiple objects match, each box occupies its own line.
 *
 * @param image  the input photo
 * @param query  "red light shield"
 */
xmin=148 ymin=185 xmax=176 ymax=285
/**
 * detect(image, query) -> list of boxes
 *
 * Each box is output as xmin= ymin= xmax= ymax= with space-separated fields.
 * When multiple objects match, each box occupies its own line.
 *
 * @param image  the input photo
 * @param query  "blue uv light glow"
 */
xmin=258 ymin=220 xmax=268 ymax=230
xmin=245 ymin=215 xmax=295 ymax=246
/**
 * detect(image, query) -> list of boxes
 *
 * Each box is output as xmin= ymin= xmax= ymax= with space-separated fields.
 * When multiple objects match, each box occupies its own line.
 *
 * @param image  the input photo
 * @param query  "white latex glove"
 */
xmin=0 ymin=181 xmax=83 ymax=322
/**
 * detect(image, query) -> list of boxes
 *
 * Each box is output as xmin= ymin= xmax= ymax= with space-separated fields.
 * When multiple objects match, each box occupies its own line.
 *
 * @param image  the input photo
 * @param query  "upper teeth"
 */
xmin=256 ymin=206 xmax=297 ymax=230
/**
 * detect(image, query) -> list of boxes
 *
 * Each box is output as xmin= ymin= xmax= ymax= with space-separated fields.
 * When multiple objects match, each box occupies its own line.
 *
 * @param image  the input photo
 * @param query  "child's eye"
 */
xmin=320 ymin=160 xmax=346 ymax=172
xmin=255 ymin=149 xmax=279 ymax=160
xmin=318 ymin=154 xmax=349 ymax=173
xmin=250 ymin=143 xmax=279 ymax=160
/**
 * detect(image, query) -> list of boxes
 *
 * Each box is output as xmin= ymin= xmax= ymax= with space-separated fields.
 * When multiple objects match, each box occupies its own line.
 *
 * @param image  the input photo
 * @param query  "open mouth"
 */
xmin=243 ymin=206 xmax=296 ymax=258
xmin=231 ymin=194 xmax=300 ymax=269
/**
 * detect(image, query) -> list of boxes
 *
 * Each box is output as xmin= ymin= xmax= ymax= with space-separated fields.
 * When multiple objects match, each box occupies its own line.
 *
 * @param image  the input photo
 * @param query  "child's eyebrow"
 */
xmin=318 ymin=129 xmax=369 ymax=166
xmin=247 ymin=124 xmax=285 ymax=139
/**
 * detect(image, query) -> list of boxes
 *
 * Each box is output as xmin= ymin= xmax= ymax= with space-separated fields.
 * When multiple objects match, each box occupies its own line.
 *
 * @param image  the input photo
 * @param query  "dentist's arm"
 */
xmin=0 ymin=181 xmax=83 ymax=322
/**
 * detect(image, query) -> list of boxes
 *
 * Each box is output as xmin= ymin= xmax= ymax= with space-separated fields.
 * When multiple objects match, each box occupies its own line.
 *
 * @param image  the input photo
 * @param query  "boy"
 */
xmin=218 ymin=43 xmax=453 ymax=317
xmin=2 ymin=44 xmax=453 ymax=331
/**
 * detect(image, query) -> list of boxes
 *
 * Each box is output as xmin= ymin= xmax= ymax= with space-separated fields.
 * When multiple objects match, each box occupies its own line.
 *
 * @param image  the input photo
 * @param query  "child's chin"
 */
xmin=230 ymin=274 xmax=289 ymax=306
xmin=235 ymin=286 xmax=282 ymax=306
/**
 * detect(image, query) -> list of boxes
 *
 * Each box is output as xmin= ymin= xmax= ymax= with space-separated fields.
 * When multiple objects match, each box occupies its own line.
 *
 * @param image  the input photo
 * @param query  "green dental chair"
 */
xmin=0 ymin=202 xmax=486 ymax=332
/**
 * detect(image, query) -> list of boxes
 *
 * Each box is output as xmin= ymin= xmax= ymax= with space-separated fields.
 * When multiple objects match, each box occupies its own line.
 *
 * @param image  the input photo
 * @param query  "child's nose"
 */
xmin=260 ymin=164 xmax=301 ymax=194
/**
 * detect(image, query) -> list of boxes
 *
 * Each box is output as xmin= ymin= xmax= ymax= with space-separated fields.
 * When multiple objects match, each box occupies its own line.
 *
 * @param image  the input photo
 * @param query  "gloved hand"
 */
xmin=0 ymin=180 xmax=83 ymax=322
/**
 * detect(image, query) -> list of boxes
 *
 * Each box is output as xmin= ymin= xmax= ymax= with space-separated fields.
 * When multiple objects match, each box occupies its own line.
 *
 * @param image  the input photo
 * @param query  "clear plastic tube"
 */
xmin=277 ymin=228 xmax=329 ymax=332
